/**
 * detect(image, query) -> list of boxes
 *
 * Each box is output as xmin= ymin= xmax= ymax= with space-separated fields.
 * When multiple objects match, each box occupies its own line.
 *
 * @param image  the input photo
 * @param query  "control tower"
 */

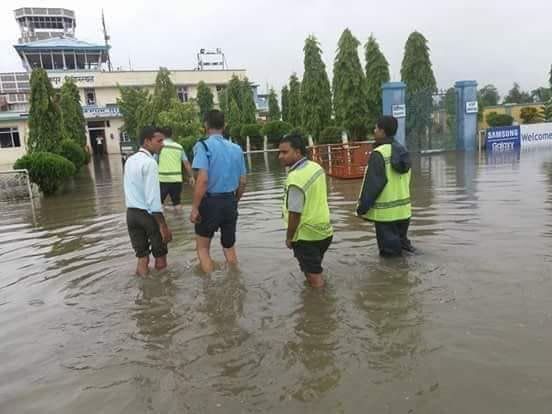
xmin=13 ymin=7 xmax=110 ymax=72
xmin=15 ymin=7 xmax=76 ymax=43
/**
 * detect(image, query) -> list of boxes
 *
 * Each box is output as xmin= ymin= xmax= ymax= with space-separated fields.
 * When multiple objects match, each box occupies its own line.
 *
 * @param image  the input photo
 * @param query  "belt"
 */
xmin=205 ymin=192 xmax=235 ymax=198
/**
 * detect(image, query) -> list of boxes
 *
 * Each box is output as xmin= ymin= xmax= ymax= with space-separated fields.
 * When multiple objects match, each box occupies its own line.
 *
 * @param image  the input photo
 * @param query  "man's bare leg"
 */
xmin=196 ymin=236 xmax=214 ymax=273
xmin=154 ymin=255 xmax=167 ymax=271
xmin=136 ymin=256 xmax=149 ymax=277
xmin=223 ymin=246 xmax=238 ymax=267
xmin=305 ymin=272 xmax=325 ymax=288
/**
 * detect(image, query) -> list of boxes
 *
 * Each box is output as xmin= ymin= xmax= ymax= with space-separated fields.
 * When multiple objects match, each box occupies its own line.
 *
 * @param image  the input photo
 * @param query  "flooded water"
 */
xmin=1 ymin=150 xmax=552 ymax=413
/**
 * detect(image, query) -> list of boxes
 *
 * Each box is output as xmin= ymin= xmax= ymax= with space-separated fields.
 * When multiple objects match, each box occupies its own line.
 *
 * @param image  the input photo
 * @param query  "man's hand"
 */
xmin=159 ymin=223 xmax=173 ymax=244
xmin=190 ymin=206 xmax=201 ymax=224
xmin=188 ymin=176 xmax=196 ymax=186
xmin=286 ymin=239 xmax=293 ymax=249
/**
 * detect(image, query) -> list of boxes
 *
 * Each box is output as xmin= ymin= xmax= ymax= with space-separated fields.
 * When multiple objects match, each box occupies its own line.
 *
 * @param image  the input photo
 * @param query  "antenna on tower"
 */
xmin=101 ymin=9 xmax=112 ymax=71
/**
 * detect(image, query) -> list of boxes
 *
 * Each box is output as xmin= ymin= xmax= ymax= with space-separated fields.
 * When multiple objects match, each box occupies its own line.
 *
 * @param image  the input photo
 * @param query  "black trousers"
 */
xmin=374 ymin=219 xmax=412 ymax=257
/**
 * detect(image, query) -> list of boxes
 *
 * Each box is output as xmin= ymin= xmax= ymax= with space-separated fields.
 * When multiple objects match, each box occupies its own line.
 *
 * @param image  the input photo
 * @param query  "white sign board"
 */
xmin=48 ymin=72 xmax=95 ymax=87
xmin=520 ymin=123 xmax=552 ymax=147
xmin=392 ymin=104 xmax=406 ymax=118
xmin=465 ymin=101 xmax=478 ymax=114
xmin=83 ymin=105 xmax=121 ymax=119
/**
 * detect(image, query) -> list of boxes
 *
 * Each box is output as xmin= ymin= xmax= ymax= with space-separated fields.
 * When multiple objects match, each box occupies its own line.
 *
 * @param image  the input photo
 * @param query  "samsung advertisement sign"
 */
xmin=486 ymin=125 xmax=521 ymax=152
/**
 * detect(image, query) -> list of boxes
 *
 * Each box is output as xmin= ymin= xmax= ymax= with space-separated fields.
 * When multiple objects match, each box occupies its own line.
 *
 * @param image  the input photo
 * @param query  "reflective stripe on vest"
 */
xmin=360 ymin=144 xmax=412 ymax=222
xmin=282 ymin=160 xmax=333 ymax=241
xmin=158 ymin=143 xmax=183 ymax=183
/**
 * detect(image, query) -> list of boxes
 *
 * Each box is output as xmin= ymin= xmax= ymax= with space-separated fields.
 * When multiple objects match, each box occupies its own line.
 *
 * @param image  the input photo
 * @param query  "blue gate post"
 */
xmin=455 ymin=80 xmax=478 ymax=151
xmin=382 ymin=82 xmax=406 ymax=146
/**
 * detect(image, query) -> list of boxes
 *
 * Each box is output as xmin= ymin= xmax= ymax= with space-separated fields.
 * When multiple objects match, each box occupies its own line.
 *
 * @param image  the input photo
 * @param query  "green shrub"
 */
xmin=262 ymin=120 xmax=292 ymax=145
xmin=240 ymin=123 xmax=262 ymax=138
xmin=486 ymin=112 xmax=514 ymax=127
xmin=288 ymin=126 xmax=306 ymax=138
xmin=83 ymin=149 xmax=91 ymax=164
xmin=229 ymin=125 xmax=242 ymax=140
xmin=175 ymin=135 xmax=199 ymax=161
xmin=319 ymin=126 xmax=344 ymax=144
xmin=58 ymin=140 xmax=86 ymax=171
xmin=14 ymin=151 xmax=76 ymax=195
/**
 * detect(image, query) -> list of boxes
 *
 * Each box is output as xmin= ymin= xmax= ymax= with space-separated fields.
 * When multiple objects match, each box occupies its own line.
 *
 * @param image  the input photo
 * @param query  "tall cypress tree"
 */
xmin=27 ymin=68 xmax=62 ymax=153
xmin=365 ymin=34 xmax=390 ymax=129
xmin=401 ymin=31 xmax=437 ymax=148
xmin=281 ymin=85 xmax=290 ymax=122
xmin=333 ymin=28 xmax=369 ymax=139
xmin=301 ymin=35 xmax=332 ymax=139
xmin=546 ymin=65 xmax=552 ymax=121
xmin=59 ymin=78 xmax=87 ymax=147
xmin=151 ymin=67 xmax=177 ymax=124
xmin=268 ymin=88 xmax=281 ymax=121
xmin=196 ymin=81 xmax=214 ymax=121
xmin=288 ymin=73 xmax=302 ymax=127
xmin=240 ymin=77 xmax=257 ymax=124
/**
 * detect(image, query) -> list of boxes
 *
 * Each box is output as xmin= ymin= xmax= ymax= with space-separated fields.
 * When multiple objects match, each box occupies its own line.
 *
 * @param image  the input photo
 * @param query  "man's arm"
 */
xmin=144 ymin=161 xmax=172 ymax=243
xmin=286 ymin=212 xmax=301 ymax=249
xmin=236 ymin=175 xmax=247 ymax=202
xmin=183 ymin=160 xmax=195 ymax=185
xmin=190 ymin=169 xmax=208 ymax=223
xmin=356 ymin=152 xmax=387 ymax=216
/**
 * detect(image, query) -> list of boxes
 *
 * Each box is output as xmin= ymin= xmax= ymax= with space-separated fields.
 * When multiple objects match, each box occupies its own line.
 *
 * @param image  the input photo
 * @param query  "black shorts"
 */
xmin=126 ymin=208 xmax=168 ymax=258
xmin=194 ymin=194 xmax=237 ymax=248
xmin=160 ymin=182 xmax=183 ymax=206
xmin=292 ymin=236 xmax=332 ymax=274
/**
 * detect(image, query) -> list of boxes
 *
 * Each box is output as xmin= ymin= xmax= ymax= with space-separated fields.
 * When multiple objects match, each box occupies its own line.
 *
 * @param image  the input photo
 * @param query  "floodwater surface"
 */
xmin=1 ymin=150 xmax=552 ymax=413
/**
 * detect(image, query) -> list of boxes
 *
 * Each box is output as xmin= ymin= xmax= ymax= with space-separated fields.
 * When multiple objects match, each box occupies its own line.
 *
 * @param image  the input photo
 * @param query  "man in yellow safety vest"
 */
xmin=356 ymin=116 xmax=415 ymax=256
xmin=279 ymin=134 xmax=333 ymax=288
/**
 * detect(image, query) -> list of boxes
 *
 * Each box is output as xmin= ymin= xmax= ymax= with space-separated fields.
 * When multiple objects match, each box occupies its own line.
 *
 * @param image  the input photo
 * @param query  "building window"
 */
xmin=84 ymin=88 xmax=96 ymax=105
xmin=0 ymin=127 xmax=21 ymax=148
xmin=177 ymin=86 xmax=189 ymax=103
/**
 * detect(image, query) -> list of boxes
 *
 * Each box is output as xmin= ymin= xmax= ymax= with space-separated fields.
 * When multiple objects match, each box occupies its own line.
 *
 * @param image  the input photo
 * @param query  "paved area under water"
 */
xmin=1 ymin=150 xmax=551 ymax=413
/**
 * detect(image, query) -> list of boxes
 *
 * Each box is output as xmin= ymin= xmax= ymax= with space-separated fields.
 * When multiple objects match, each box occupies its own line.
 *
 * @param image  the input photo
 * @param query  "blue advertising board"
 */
xmin=486 ymin=125 xmax=521 ymax=152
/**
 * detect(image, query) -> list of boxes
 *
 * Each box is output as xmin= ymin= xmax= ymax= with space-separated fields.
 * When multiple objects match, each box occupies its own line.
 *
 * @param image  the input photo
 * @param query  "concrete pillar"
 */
xmin=246 ymin=136 xmax=251 ymax=153
xmin=382 ymin=82 xmax=406 ymax=146
xmin=308 ymin=135 xmax=314 ymax=147
xmin=263 ymin=135 xmax=268 ymax=152
xmin=455 ymin=80 xmax=478 ymax=151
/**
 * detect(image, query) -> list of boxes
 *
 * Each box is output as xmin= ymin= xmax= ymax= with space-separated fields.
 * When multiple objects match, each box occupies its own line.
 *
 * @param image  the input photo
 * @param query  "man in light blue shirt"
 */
xmin=124 ymin=126 xmax=173 ymax=277
xmin=190 ymin=110 xmax=247 ymax=272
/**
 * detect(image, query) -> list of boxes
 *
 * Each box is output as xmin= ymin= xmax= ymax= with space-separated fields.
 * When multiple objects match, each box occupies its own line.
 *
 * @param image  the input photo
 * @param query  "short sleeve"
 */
xmin=181 ymin=149 xmax=188 ymax=162
xmin=287 ymin=185 xmax=305 ymax=213
xmin=192 ymin=142 xmax=209 ymax=170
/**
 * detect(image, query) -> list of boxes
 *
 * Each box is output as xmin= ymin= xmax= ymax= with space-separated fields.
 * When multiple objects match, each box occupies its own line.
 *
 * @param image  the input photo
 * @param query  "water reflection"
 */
xmin=285 ymin=288 xmax=340 ymax=402
xmin=354 ymin=258 xmax=422 ymax=377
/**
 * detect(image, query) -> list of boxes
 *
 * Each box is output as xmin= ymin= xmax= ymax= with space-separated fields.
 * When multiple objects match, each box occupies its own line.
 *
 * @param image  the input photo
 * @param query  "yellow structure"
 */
xmin=480 ymin=103 xmax=545 ymax=129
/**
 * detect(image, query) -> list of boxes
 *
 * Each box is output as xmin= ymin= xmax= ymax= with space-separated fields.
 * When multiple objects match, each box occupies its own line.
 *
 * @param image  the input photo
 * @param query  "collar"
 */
xmin=289 ymin=157 xmax=308 ymax=172
xmin=374 ymin=137 xmax=394 ymax=148
xmin=139 ymin=147 xmax=153 ymax=157
xmin=164 ymin=137 xmax=174 ymax=143
xmin=207 ymin=134 xmax=224 ymax=140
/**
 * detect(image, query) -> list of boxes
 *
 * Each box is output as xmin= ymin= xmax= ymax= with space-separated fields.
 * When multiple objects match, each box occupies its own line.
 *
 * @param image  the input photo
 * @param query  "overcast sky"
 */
xmin=1 ymin=0 xmax=551 ymax=97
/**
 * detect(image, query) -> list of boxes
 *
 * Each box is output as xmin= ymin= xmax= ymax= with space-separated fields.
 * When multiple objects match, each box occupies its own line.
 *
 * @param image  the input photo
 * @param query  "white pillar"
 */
xmin=308 ymin=135 xmax=314 ymax=147
xmin=62 ymin=50 xmax=67 ymax=70
xmin=341 ymin=130 xmax=349 ymax=144
xmin=263 ymin=135 xmax=268 ymax=152
xmin=39 ymin=52 xmax=44 ymax=68
xmin=246 ymin=136 xmax=251 ymax=153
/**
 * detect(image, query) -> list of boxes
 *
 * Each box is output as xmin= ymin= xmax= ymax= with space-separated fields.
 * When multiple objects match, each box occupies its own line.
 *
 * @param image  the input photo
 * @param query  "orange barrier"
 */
xmin=308 ymin=141 xmax=373 ymax=179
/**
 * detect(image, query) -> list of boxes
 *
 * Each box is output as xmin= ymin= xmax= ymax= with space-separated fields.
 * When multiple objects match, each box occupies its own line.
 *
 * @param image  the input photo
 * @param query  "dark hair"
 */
xmin=280 ymin=134 xmax=307 ymax=156
xmin=159 ymin=126 xmax=172 ymax=138
xmin=204 ymin=110 xmax=225 ymax=130
xmin=376 ymin=116 xmax=398 ymax=137
xmin=139 ymin=126 xmax=158 ymax=145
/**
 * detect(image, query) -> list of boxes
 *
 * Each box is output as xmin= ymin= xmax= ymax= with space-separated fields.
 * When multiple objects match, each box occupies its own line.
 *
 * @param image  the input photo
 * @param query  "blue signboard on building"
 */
xmin=486 ymin=125 xmax=521 ymax=152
